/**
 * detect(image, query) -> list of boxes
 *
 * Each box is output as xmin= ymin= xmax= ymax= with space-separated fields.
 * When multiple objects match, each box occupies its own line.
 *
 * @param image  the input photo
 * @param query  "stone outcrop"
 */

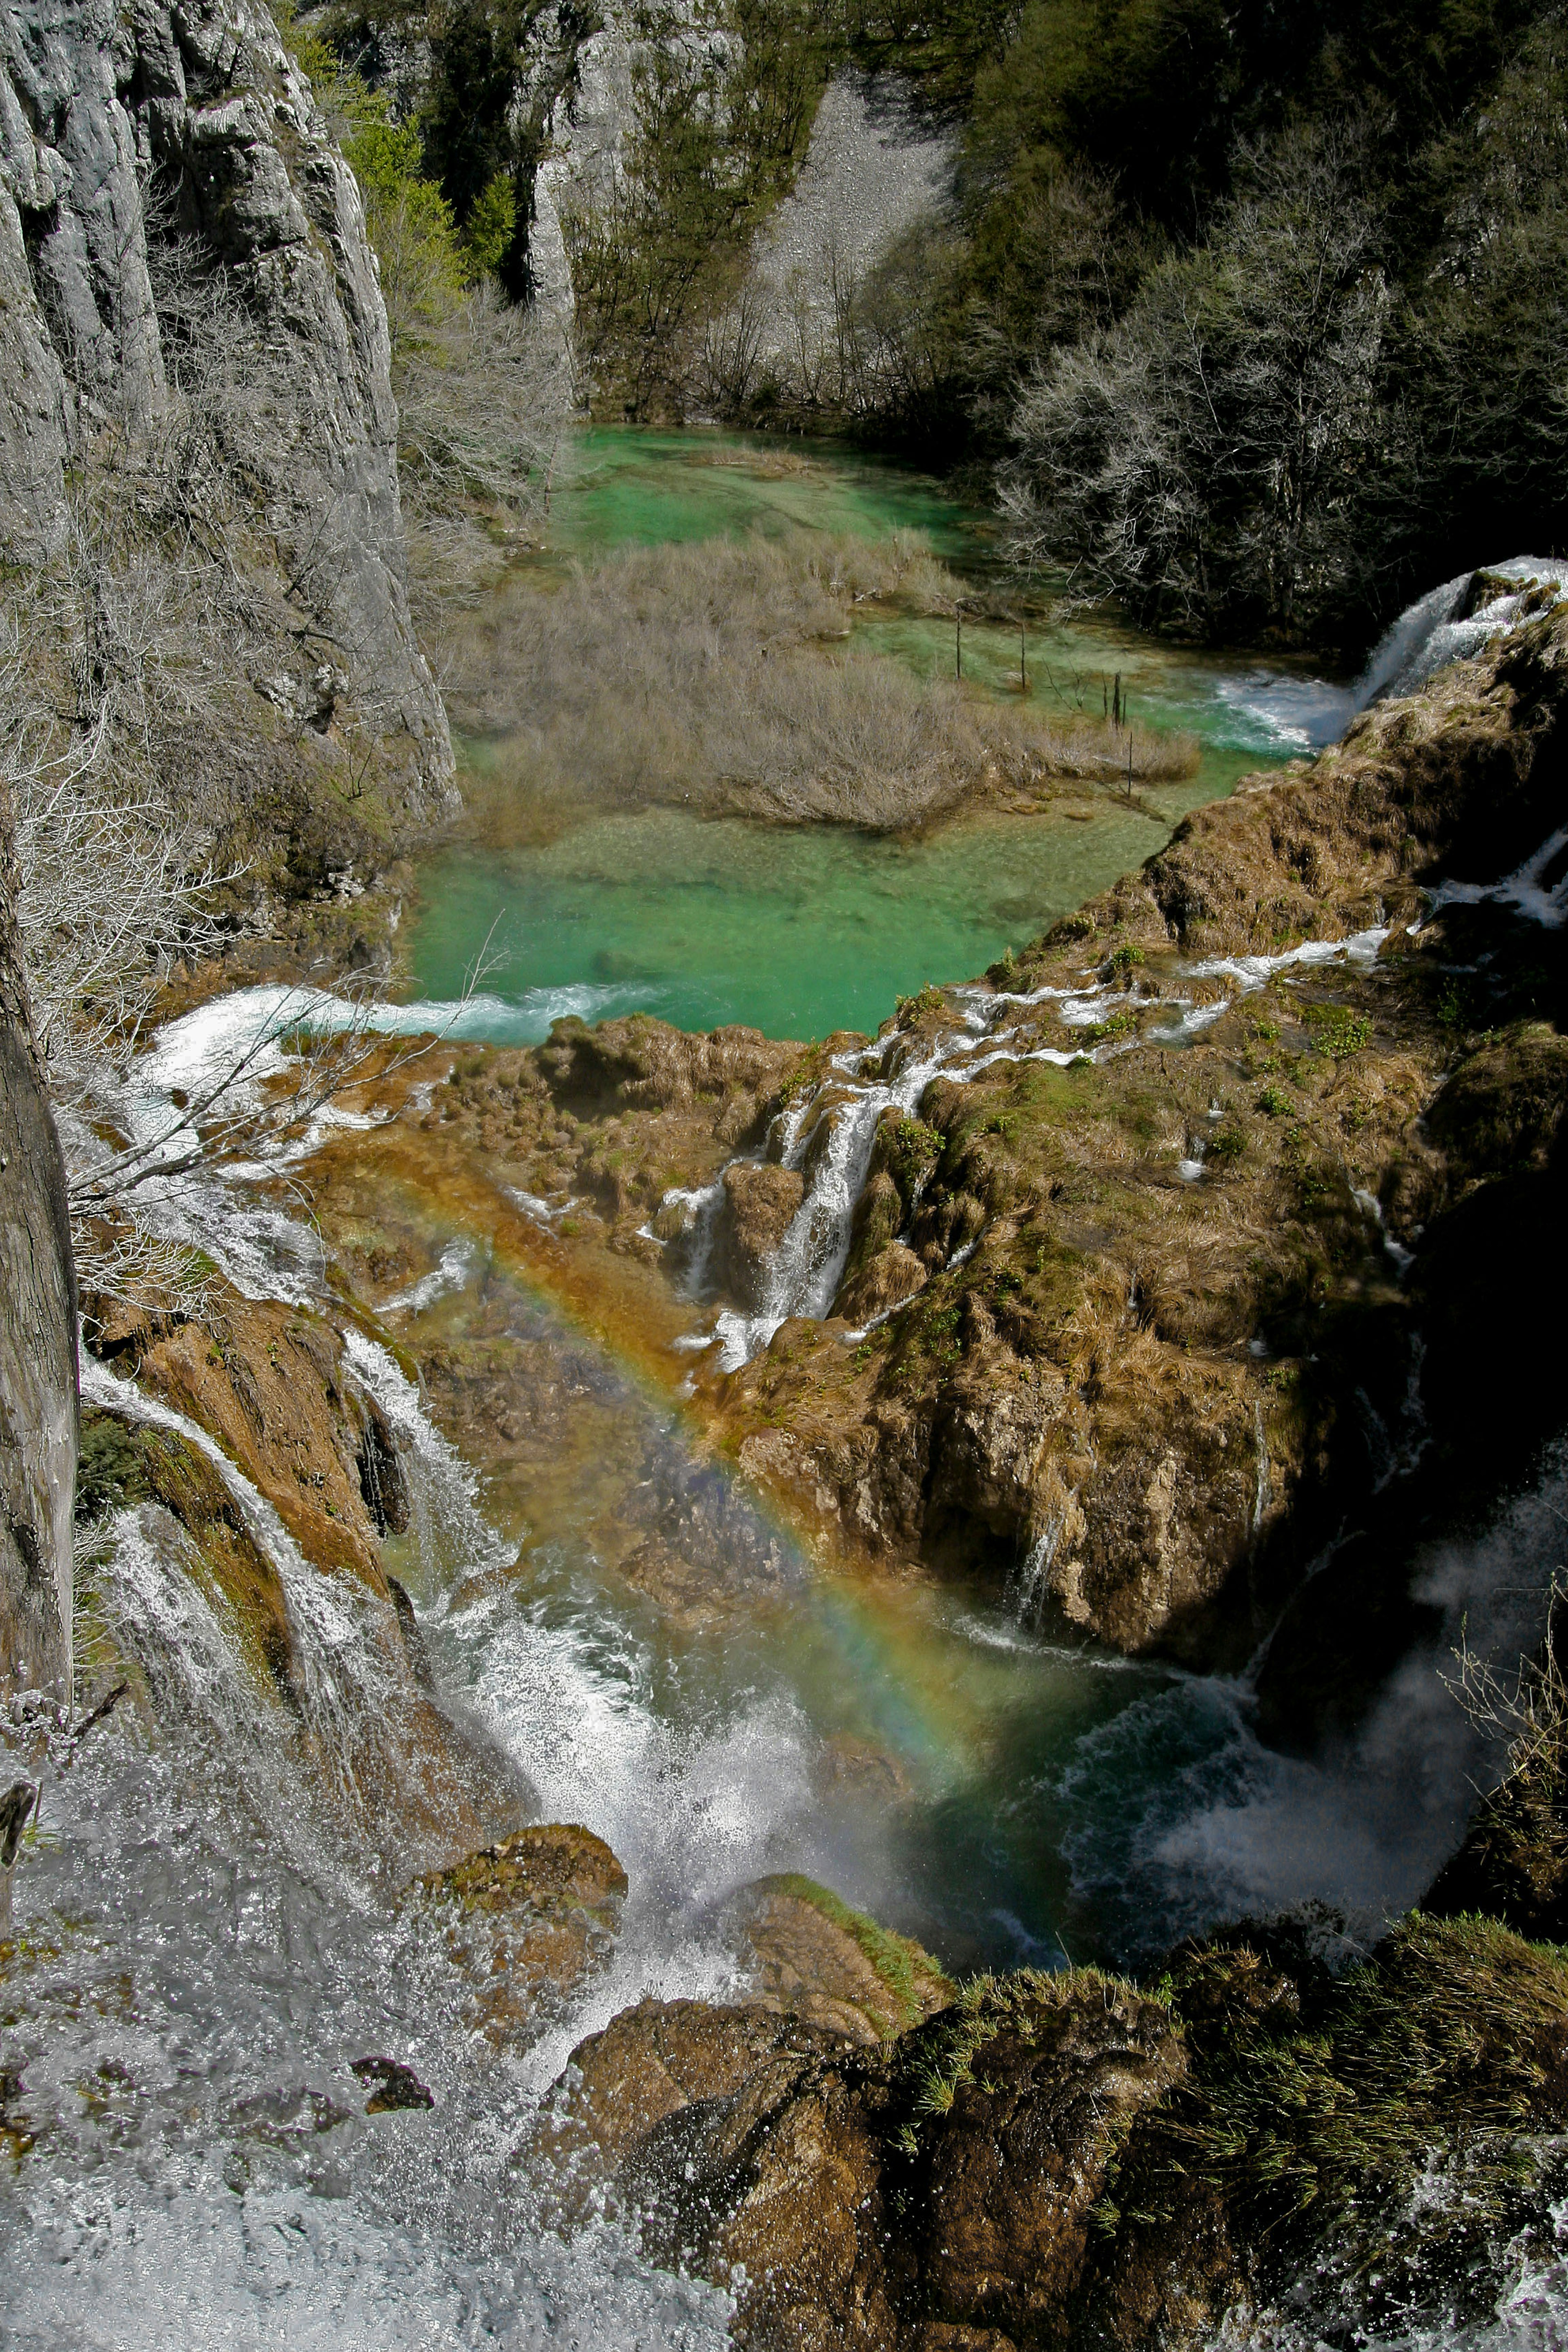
xmin=730 ymin=1873 xmax=954 ymax=2044
xmin=93 ymin=1288 xmax=405 ymax=1589
xmin=0 ymin=0 xmax=453 ymax=812
xmin=0 ymin=784 xmax=75 ymax=1707
xmin=548 ymin=1917 xmax=1568 ymax=2352
xmin=405 ymin=1824 xmax=627 ymax=2045
xmin=549 ymin=1968 xmax=1188 ymax=2352
xmin=696 ymin=610 xmax=1568 ymax=1663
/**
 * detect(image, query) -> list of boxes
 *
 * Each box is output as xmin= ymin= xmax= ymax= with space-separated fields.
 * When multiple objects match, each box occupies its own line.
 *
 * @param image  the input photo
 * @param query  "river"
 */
xmin=407 ymin=428 xmax=1332 ymax=1042
xmin=2 ymin=429 xmax=1552 ymax=2348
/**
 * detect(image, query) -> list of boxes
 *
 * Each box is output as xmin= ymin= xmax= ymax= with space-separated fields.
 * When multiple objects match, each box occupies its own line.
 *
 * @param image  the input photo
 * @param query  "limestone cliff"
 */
xmin=0 ymin=0 xmax=453 ymax=817
xmin=0 ymin=782 xmax=75 ymax=1709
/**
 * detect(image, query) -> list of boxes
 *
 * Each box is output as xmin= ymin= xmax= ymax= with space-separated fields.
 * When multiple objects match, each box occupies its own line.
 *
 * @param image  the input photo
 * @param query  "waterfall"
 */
xmin=78 ymin=1357 xmax=437 ymax=1860
xmin=700 ymin=925 xmax=1392 ymax=1369
xmin=1219 ymin=555 xmax=1568 ymax=750
xmin=1367 ymin=557 xmax=1568 ymax=704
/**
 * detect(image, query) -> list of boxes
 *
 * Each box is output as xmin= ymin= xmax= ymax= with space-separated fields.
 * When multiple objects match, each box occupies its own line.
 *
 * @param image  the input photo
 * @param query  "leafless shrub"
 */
xmin=443 ymin=529 xmax=1196 ymax=833
xmin=1445 ymin=1573 xmax=1568 ymax=1776
xmin=396 ymin=283 xmax=574 ymax=621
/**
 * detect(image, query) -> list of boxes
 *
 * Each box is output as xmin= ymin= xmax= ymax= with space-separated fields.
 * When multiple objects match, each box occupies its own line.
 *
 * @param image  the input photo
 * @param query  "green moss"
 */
xmin=760 ymin=1873 xmax=954 ymax=2031
xmin=1304 ymin=1004 xmax=1373 ymax=1060
xmin=880 ymin=1115 xmax=943 ymax=1197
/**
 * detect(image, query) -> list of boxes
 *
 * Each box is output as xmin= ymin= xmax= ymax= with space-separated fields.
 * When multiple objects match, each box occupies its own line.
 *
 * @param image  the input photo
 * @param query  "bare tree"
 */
xmin=1003 ymin=124 xmax=1386 ymax=643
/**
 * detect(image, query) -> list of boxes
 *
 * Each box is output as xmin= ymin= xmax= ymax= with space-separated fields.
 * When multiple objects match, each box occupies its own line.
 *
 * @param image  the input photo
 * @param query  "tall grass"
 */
xmin=439 ymin=530 xmax=1198 ymax=835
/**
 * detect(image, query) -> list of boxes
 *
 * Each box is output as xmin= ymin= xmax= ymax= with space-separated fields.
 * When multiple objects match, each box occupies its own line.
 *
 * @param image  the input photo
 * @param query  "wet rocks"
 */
xmin=405 ymin=1824 xmax=628 ymax=2046
xmin=730 ymin=1873 xmax=954 ymax=2044
xmin=352 ymin=2056 xmax=435 ymax=2113
xmin=706 ymin=610 xmax=1568 ymax=1679
xmin=121 ymin=1295 xmax=399 ymax=1590
xmin=554 ymin=1968 xmax=1187 ymax=2352
xmin=716 ymin=1163 xmax=806 ymax=1307
xmin=546 ymin=1997 xmax=846 ymax=2172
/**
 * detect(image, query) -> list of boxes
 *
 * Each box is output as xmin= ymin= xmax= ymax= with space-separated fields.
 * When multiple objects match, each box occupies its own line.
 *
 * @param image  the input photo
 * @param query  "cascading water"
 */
xmin=1222 ymin=555 xmax=1568 ymax=750
xmin=696 ymin=924 xmax=1391 ymax=1370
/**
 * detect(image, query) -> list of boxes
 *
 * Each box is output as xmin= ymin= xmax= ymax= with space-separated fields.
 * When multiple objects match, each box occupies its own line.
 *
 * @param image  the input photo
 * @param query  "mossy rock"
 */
xmin=735 ymin=1872 xmax=955 ymax=2042
xmin=405 ymin=1825 xmax=628 ymax=2046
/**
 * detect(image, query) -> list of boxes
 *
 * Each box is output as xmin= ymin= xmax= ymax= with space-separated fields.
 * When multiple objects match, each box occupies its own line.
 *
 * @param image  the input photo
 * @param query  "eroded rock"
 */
xmin=730 ymin=1873 xmax=953 ymax=2045
xmin=717 ymin=1162 xmax=807 ymax=1308
xmin=405 ymin=1824 xmax=628 ymax=2046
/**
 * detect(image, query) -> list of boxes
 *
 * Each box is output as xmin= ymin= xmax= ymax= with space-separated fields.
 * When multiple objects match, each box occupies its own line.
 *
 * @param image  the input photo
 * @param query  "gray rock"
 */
xmin=0 ymin=784 xmax=76 ymax=1711
xmin=0 ymin=0 xmax=454 ymax=813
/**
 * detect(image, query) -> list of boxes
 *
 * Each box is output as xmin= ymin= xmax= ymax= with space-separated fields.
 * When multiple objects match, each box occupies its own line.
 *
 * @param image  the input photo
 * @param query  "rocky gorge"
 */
xmin=3 ymin=2 xmax=1568 ymax=2344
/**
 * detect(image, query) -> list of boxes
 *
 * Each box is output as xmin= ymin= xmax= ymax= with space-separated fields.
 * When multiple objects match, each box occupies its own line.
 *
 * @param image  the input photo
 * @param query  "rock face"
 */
xmin=731 ymin=1873 xmax=954 ymax=2045
xmin=717 ymin=1162 xmax=806 ymax=1308
xmin=549 ymin=1969 xmax=1187 ymax=2352
xmin=0 ymin=0 xmax=453 ymax=810
xmin=0 ymin=787 xmax=75 ymax=1706
xmin=406 ymin=1824 xmax=627 ymax=2045
xmin=702 ymin=610 xmax=1568 ymax=1665
xmin=548 ymin=1919 xmax=1568 ymax=2352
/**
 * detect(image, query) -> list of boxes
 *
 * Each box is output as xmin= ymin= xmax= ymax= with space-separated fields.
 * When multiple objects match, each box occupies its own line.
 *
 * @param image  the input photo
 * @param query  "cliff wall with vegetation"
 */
xmin=0 ymin=786 xmax=75 ymax=1711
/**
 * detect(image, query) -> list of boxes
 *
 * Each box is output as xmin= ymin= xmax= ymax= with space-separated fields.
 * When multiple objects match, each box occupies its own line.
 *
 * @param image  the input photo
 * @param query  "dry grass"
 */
xmin=439 ymin=530 xmax=1198 ymax=835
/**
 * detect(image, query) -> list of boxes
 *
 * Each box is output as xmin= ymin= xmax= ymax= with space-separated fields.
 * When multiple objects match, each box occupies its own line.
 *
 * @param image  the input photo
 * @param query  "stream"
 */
xmin=5 ymin=432 xmax=1565 ymax=2345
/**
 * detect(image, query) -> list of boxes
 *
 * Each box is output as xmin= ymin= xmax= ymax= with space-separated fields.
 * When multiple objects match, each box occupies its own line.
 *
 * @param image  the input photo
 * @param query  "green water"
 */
xmin=410 ymin=428 xmax=1305 ymax=1042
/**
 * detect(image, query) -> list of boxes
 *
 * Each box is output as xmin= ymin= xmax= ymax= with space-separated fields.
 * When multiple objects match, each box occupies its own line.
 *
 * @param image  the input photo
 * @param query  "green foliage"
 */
xmin=464 ymin=169 xmax=519 ymax=277
xmin=273 ymin=7 xmax=473 ymax=345
xmin=565 ymin=0 xmax=831 ymax=416
xmin=1256 ymin=1084 xmax=1293 ymax=1116
xmin=881 ymin=1115 xmax=943 ymax=1195
xmin=1305 ymin=1004 xmax=1374 ymax=1060
xmin=1205 ymin=1120 xmax=1247 ymax=1164
xmin=1153 ymin=1916 xmax=1568 ymax=2241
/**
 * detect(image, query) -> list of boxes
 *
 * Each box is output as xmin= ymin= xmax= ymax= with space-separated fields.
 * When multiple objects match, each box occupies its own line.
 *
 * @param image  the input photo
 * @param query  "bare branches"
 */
xmin=1444 ymin=1572 xmax=1568 ymax=1777
xmin=1002 ymin=123 xmax=1386 ymax=643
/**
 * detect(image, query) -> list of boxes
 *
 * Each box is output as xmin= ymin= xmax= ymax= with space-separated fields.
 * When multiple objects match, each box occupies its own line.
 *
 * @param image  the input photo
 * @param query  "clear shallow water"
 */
xmin=408 ymin=428 xmax=1331 ymax=1043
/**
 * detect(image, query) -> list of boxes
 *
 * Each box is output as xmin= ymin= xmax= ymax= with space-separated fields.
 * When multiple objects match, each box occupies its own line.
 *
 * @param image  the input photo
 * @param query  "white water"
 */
xmin=1425 ymin=821 xmax=1568 ymax=932
xmin=695 ymin=924 xmax=1391 ymax=1367
xmin=1221 ymin=555 xmax=1568 ymax=750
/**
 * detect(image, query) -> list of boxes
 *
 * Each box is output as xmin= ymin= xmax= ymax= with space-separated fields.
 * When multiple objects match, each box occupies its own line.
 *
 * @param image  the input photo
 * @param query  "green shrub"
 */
xmin=1305 ymin=1004 xmax=1373 ymax=1061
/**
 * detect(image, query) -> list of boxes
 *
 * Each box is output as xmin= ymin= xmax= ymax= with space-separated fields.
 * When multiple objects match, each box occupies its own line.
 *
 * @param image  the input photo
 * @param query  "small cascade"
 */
xmin=711 ymin=1030 xmax=960 ymax=1368
xmin=338 ymin=1328 xmax=511 ymax=1592
xmin=700 ymin=925 xmax=1393 ymax=1369
xmin=1370 ymin=556 xmax=1568 ymax=704
xmin=78 ymin=1357 xmax=416 ymax=1856
xmin=1007 ymin=1518 xmax=1062 ymax=1627
xmin=1424 ymin=819 xmax=1568 ymax=931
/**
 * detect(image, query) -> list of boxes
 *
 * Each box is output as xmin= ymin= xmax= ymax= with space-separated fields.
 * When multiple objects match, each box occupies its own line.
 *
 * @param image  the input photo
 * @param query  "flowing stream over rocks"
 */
xmin=8 ymin=1030 xmax=1566 ymax=2343
xmin=10 ymin=450 xmax=1568 ymax=2340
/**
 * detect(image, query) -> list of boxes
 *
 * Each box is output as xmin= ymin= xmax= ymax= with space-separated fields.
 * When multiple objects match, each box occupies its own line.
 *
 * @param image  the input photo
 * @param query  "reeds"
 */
xmin=439 ymin=530 xmax=1198 ymax=835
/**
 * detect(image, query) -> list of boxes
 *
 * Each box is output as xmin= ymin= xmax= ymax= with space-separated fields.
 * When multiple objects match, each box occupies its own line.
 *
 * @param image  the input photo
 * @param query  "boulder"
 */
xmin=717 ymin=1162 xmax=806 ymax=1307
xmin=730 ymin=1873 xmax=953 ymax=2044
xmin=405 ymin=1824 xmax=627 ymax=2045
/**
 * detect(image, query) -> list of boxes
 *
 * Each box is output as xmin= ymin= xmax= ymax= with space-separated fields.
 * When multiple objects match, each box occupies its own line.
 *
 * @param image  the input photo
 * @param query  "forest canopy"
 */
xmin=315 ymin=0 xmax=1568 ymax=654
